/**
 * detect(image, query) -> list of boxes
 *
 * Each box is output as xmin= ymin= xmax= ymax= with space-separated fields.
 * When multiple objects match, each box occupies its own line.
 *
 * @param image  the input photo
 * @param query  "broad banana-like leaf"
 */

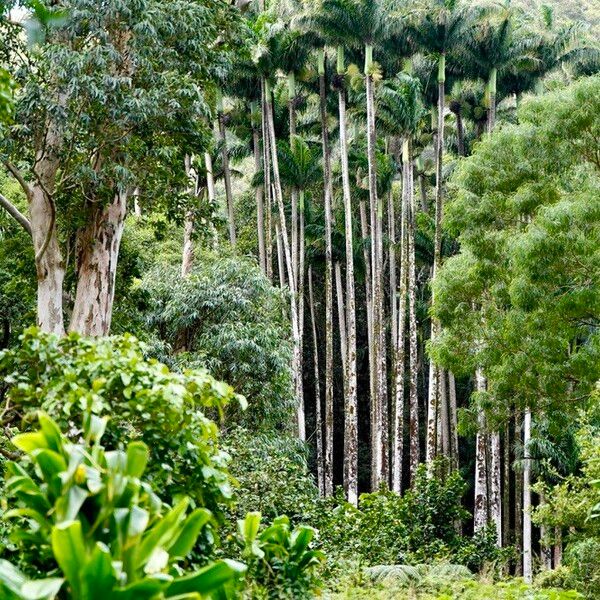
xmin=168 ymin=508 xmax=212 ymax=559
xmin=110 ymin=574 xmax=172 ymax=600
xmin=34 ymin=450 xmax=67 ymax=482
xmin=80 ymin=542 xmax=117 ymax=600
xmin=135 ymin=498 xmax=189 ymax=568
xmin=289 ymin=526 xmax=316 ymax=556
xmin=237 ymin=512 xmax=261 ymax=544
xmin=51 ymin=521 xmax=86 ymax=597
xmin=166 ymin=559 xmax=246 ymax=597
xmin=126 ymin=442 xmax=149 ymax=478
xmin=0 ymin=560 xmax=63 ymax=599
xmin=55 ymin=485 xmax=88 ymax=523
xmin=38 ymin=413 xmax=63 ymax=453
xmin=12 ymin=432 xmax=49 ymax=454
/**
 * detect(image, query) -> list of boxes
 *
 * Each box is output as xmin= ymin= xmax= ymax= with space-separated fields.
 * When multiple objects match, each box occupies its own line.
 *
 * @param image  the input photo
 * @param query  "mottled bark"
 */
xmin=266 ymin=85 xmax=304 ymax=440
xmin=514 ymin=411 xmax=524 ymax=576
xmin=318 ymin=51 xmax=335 ymax=496
xmin=490 ymin=431 xmax=502 ymax=546
xmin=474 ymin=371 xmax=489 ymax=533
xmin=261 ymin=78 xmax=273 ymax=281
xmin=407 ymin=142 xmax=419 ymax=484
xmin=523 ymin=408 xmax=533 ymax=583
xmin=70 ymin=191 xmax=128 ymax=336
xmin=217 ymin=110 xmax=236 ymax=247
xmin=309 ymin=266 xmax=324 ymax=497
xmin=448 ymin=371 xmax=459 ymax=471
xmin=338 ymin=67 xmax=358 ymax=505
xmin=252 ymin=120 xmax=266 ymax=274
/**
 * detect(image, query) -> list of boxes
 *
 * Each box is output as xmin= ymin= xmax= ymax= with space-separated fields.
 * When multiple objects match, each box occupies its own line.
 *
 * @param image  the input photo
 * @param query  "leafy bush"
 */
xmin=311 ymin=464 xmax=502 ymax=570
xmin=0 ymin=328 xmax=244 ymax=520
xmin=563 ymin=538 xmax=600 ymax=599
xmin=0 ymin=413 xmax=246 ymax=599
xmin=221 ymin=428 xmax=318 ymax=526
xmin=138 ymin=253 xmax=295 ymax=432
xmin=237 ymin=512 xmax=324 ymax=599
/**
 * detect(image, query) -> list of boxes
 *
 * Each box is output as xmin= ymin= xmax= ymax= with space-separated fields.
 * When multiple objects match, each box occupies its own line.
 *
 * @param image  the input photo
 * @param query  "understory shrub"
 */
xmin=139 ymin=253 xmax=295 ymax=432
xmin=312 ymin=463 xmax=503 ymax=571
xmin=0 ymin=328 xmax=244 ymax=522
xmin=0 ymin=413 xmax=246 ymax=598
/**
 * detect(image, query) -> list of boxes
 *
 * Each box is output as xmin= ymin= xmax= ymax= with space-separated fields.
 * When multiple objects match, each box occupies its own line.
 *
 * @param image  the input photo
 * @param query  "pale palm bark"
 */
xmin=392 ymin=143 xmax=409 ymax=493
xmin=490 ymin=431 xmax=502 ymax=546
xmin=338 ymin=47 xmax=358 ymax=505
xmin=265 ymin=82 xmax=304 ymax=440
xmin=181 ymin=155 xmax=197 ymax=278
xmin=336 ymin=262 xmax=347 ymax=381
xmin=523 ymin=408 xmax=533 ymax=583
xmin=318 ymin=50 xmax=335 ymax=496
xmin=474 ymin=370 xmax=489 ymax=533
xmin=204 ymin=151 xmax=218 ymax=249
xmin=426 ymin=54 xmax=446 ymax=466
xmin=554 ymin=528 xmax=562 ymax=568
xmin=406 ymin=141 xmax=419 ymax=484
xmin=514 ymin=410 xmax=524 ymax=576
xmin=70 ymin=190 xmax=128 ymax=336
xmin=365 ymin=44 xmax=385 ymax=489
xmin=276 ymin=220 xmax=286 ymax=289
xmin=440 ymin=370 xmax=450 ymax=458
xmin=309 ymin=265 xmax=324 ymax=497
xmin=503 ymin=423 xmax=511 ymax=548
xmin=252 ymin=101 xmax=266 ymax=274
xmin=260 ymin=78 xmax=273 ymax=281
xmin=540 ymin=491 xmax=552 ymax=570
xmin=216 ymin=103 xmax=236 ymax=247
xmin=487 ymin=68 xmax=497 ymax=134
xmin=448 ymin=371 xmax=459 ymax=471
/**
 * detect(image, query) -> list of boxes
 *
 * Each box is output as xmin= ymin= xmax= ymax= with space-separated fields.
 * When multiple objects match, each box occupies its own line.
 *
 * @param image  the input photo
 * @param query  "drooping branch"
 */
xmin=0 ymin=192 xmax=32 ymax=236
xmin=4 ymin=161 xmax=33 ymax=201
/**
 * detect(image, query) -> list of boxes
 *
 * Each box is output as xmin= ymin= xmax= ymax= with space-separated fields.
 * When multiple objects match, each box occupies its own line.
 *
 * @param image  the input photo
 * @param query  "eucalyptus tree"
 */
xmin=409 ymin=0 xmax=470 ymax=466
xmin=376 ymin=72 xmax=426 ymax=489
xmin=0 ymin=0 xmax=241 ymax=336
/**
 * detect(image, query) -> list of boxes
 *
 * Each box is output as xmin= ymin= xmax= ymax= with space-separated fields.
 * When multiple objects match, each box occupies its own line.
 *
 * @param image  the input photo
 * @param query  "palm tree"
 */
xmin=409 ymin=0 xmax=469 ymax=467
xmin=376 ymin=71 xmax=425 ymax=490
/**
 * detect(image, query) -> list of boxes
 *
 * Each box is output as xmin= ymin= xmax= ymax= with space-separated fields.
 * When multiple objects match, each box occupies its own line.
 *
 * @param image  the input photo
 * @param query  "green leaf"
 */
xmin=166 ymin=560 xmax=246 ymax=597
xmin=80 ymin=543 xmax=116 ymax=600
xmin=51 ymin=521 xmax=86 ymax=597
xmin=38 ymin=414 xmax=63 ymax=453
xmin=168 ymin=509 xmax=212 ymax=559
xmin=12 ymin=432 xmax=49 ymax=454
xmin=126 ymin=442 xmax=149 ymax=478
xmin=238 ymin=512 xmax=261 ymax=544
xmin=111 ymin=575 xmax=172 ymax=600
xmin=136 ymin=498 xmax=189 ymax=569
xmin=55 ymin=485 xmax=88 ymax=523
xmin=20 ymin=578 xmax=64 ymax=600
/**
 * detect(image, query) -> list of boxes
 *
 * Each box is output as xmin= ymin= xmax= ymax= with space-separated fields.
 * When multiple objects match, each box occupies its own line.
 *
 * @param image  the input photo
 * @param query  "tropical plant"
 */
xmin=0 ymin=413 xmax=246 ymax=599
xmin=237 ymin=512 xmax=325 ymax=598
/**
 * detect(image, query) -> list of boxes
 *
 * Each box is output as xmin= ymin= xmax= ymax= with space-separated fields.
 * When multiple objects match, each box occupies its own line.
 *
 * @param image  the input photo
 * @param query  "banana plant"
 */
xmin=237 ymin=512 xmax=325 ymax=595
xmin=0 ymin=413 xmax=246 ymax=599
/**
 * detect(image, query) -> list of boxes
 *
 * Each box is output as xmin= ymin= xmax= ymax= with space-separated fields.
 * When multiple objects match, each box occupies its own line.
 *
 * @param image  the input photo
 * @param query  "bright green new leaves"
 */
xmin=2 ymin=414 xmax=246 ymax=599
xmin=432 ymin=75 xmax=600 ymax=420
xmin=237 ymin=512 xmax=325 ymax=596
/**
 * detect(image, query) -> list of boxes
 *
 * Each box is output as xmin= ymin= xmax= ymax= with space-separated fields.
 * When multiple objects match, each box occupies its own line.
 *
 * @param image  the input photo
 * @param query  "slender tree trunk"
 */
xmin=70 ymin=190 xmax=128 ymax=336
xmin=204 ymin=152 xmax=218 ymax=249
xmin=490 ymin=431 xmax=503 ymax=546
xmin=181 ymin=155 xmax=196 ymax=277
xmin=336 ymin=262 xmax=347 ymax=381
xmin=365 ymin=44 xmax=385 ymax=488
xmin=474 ymin=371 xmax=489 ymax=532
xmin=554 ymin=528 xmax=562 ymax=568
xmin=503 ymin=422 xmax=511 ymax=548
xmin=252 ymin=108 xmax=266 ymax=274
xmin=133 ymin=188 xmax=141 ymax=217
xmin=276 ymin=220 xmax=286 ymax=288
xmin=393 ymin=152 xmax=408 ymax=492
xmin=406 ymin=140 xmax=419 ymax=484
xmin=337 ymin=48 xmax=358 ymax=505
xmin=448 ymin=371 xmax=459 ymax=471
xmin=318 ymin=50 xmax=335 ymax=495
xmin=426 ymin=54 xmax=446 ymax=466
xmin=217 ymin=103 xmax=236 ymax=247
xmin=440 ymin=370 xmax=450 ymax=459
xmin=454 ymin=106 xmax=466 ymax=157
xmin=265 ymin=83 xmax=304 ymax=440
xmin=309 ymin=266 xmax=324 ymax=497
xmin=540 ymin=491 xmax=552 ymax=570
xmin=514 ymin=410 xmax=524 ymax=576
xmin=523 ymin=408 xmax=533 ymax=583
xmin=260 ymin=78 xmax=273 ymax=281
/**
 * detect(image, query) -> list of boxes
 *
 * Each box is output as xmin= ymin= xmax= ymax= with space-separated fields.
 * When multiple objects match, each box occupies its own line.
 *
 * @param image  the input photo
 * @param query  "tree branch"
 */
xmin=4 ymin=161 xmax=33 ymax=201
xmin=0 ymin=192 xmax=32 ymax=236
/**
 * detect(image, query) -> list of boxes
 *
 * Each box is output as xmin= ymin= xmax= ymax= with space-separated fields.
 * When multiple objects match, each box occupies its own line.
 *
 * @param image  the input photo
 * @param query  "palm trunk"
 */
xmin=336 ymin=262 xmax=347 ymax=382
xmin=440 ymin=369 xmax=450 ymax=459
xmin=454 ymin=106 xmax=466 ymax=157
xmin=181 ymin=155 xmax=196 ymax=277
xmin=540 ymin=491 xmax=552 ymax=570
xmin=426 ymin=54 xmax=446 ymax=466
xmin=70 ymin=190 xmax=128 ymax=336
xmin=338 ymin=47 xmax=358 ymax=505
xmin=474 ymin=370 xmax=489 ymax=532
xmin=406 ymin=140 xmax=419 ymax=484
xmin=318 ymin=50 xmax=335 ymax=496
xmin=523 ymin=408 xmax=533 ymax=583
xmin=276 ymin=219 xmax=286 ymax=288
xmin=252 ymin=102 xmax=266 ymax=274
xmin=309 ymin=265 xmax=324 ymax=496
xmin=217 ymin=100 xmax=236 ymax=247
xmin=365 ymin=44 xmax=385 ymax=489
xmin=261 ymin=78 xmax=273 ymax=281
xmin=265 ymin=82 xmax=304 ymax=440
xmin=392 ymin=141 xmax=409 ymax=493
xmin=204 ymin=151 xmax=218 ymax=249
xmin=514 ymin=410 xmax=524 ymax=576
xmin=554 ymin=528 xmax=562 ymax=568
xmin=448 ymin=371 xmax=459 ymax=471
xmin=503 ymin=422 xmax=511 ymax=548
xmin=490 ymin=430 xmax=502 ymax=546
